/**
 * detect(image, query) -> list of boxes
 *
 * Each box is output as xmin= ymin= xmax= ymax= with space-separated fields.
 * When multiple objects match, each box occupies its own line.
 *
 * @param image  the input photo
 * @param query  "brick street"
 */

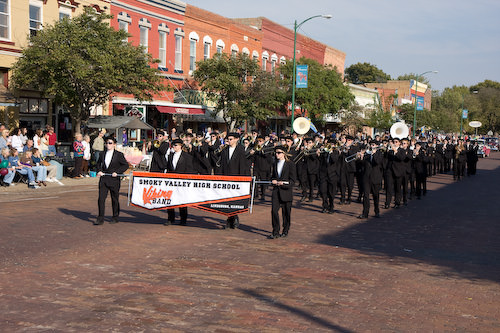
xmin=0 ymin=154 xmax=499 ymax=332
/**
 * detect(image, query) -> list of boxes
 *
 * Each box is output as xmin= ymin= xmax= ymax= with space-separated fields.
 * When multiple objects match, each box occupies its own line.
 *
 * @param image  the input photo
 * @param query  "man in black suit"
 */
xmin=95 ymin=137 xmax=129 ymax=225
xmin=413 ymin=142 xmax=429 ymax=199
xmin=217 ymin=132 xmax=250 ymax=229
xmin=269 ymin=145 xmax=297 ymax=239
xmin=319 ymin=139 xmax=340 ymax=214
xmin=149 ymin=131 xmax=169 ymax=173
xmin=340 ymin=135 xmax=358 ymax=205
xmin=389 ymin=137 xmax=408 ymax=208
xmin=165 ymin=139 xmax=194 ymax=226
xmin=359 ymin=141 xmax=384 ymax=218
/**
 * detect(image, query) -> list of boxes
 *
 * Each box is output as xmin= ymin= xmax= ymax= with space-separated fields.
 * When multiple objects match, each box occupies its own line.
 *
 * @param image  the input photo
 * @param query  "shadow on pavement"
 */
xmin=239 ymin=288 xmax=353 ymax=333
xmin=318 ymin=162 xmax=500 ymax=283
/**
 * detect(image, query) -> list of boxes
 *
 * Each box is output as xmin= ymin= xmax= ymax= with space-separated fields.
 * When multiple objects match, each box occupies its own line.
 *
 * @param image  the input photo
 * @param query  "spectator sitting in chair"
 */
xmin=1 ymin=147 xmax=16 ymax=187
xmin=32 ymin=148 xmax=62 ymax=185
xmin=8 ymin=148 xmax=39 ymax=188
xmin=23 ymin=139 xmax=34 ymax=153
xmin=20 ymin=149 xmax=47 ymax=186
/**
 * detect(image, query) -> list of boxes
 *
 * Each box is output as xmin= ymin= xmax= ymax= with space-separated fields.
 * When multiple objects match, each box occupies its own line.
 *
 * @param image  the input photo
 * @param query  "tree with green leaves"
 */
xmin=344 ymin=62 xmax=391 ymax=84
xmin=366 ymin=96 xmax=393 ymax=131
xmin=193 ymin=52 xmax=278 ymax=130
xmin=279 ymin=57 xmax=353 ymax=123
xmin=11 ymin=8 xmax=164 ymax=133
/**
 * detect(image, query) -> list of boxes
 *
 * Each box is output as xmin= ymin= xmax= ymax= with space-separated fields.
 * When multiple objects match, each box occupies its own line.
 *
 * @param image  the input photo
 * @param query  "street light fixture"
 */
xmin=291 ymin=14 xmax=332 ymax=132
xmin=412 ymin=70 xmax=438 ymax=137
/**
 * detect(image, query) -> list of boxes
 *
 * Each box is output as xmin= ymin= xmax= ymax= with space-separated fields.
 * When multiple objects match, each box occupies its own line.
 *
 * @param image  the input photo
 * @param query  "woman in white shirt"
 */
xmin=33 ymin=129 xmax=43 ymax=150
xmin=82 ymin=134 xmax=91 ymax=177
xmin=40 ymin=131 xmax=50 ymax=157
xmin=10 ymin=128 xmax=24 ymax=153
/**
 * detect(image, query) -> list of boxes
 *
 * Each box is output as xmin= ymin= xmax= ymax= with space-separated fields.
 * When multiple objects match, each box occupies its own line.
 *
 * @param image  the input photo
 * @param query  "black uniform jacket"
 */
xmin=218 ymin=144 xmax=250 ymax=176
xmin=166 ymin=151 xmax=194 ymax=174
xmin=98 ymin=149 xmax=129 ymax=175
xmin=271 ymin=159 xmax=297 ymax=202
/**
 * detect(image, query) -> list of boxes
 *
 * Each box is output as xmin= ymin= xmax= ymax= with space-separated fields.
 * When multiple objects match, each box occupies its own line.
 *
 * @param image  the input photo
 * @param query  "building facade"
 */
xmin=0 ymin=0 xmax=110 ymax=138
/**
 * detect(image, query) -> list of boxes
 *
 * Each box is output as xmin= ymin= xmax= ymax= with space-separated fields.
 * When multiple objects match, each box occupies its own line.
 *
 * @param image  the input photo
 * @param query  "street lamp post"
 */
xmin=412 ymin=70 xmax=438 ymax=137
xmin=291 ymin=14 xmax=332 ymax=132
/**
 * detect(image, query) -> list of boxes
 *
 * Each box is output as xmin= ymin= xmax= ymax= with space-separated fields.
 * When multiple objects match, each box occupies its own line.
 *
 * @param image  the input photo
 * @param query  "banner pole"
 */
xmin=127 ymin=171 xmax=133 ymax=207
xmin=250 ymin=176 xmax=256 ymax=214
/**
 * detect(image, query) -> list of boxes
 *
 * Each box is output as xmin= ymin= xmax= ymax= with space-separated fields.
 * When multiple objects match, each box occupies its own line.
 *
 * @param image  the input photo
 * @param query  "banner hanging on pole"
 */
xmin=462 ymin=109 xmax=468 ymax=119
xmin=296 ymin=65 xmax=308 ymax=88
xmin=130 ymin=172 xmax=253 ymax=216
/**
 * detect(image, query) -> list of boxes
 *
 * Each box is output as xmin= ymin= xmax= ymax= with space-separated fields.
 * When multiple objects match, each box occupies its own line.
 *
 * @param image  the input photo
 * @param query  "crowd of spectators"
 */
xmin=0 ymin=123 xmax=63 ymax=188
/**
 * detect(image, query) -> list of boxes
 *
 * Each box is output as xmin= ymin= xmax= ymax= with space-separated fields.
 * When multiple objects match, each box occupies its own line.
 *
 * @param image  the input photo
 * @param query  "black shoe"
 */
xmin=223 ymin=221 xmax=231 ymax=229
xmin=94 ymin=217 xmax=104 ymax=225
xmin=163 ymin=220 xmax=172 ymax=226
xmin=339 ymin=200 xmax=345 ymax=205
xmin=346 ymin=199 xmax=351 ymax=205
xmin=403 ymin=202 xmax=408 ymax=206
xmin=392 ymin=204 xmax=400 ymax=209
xmin=328 ymin=209 xmax=335 ymax=214
xmin=383 ymin=204 xmax=390 ymax=209
xmin=374 ymin=213 xmax=381 ymax=218
xmin=110 ymin=217 xmax=119 ymax=224
xmin=180 ymin=220 xmax=187 ymax=226
xmin=322 ymin=208 xmax=328 ymax=213
xmin=357 ymin=214 xmax=368 ymax=219
xmin=233 ymin=216 xmax=240 ymax=228
xmin=280 ymin=232 xmax=288 ymax=238
xmin=268 ymin=234 xmax=279 ymax=239
xmin=300 ymin=196 xmax=307 ymax=202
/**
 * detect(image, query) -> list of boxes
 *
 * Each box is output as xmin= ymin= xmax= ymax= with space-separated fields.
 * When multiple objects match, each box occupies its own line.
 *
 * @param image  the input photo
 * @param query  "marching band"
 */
xmin=134 ymin=125 xmax=480 ymax=237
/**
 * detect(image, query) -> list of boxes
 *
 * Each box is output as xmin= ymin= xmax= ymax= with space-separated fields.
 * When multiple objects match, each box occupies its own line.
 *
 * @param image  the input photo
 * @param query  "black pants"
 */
xmin=340 ymin=171 xmax=355 ymax=201
xmin=384 ymin=172 xmax=394 ymax=206
xmin=394 ymin=176 xmax=403 ymax=205
xmin=271 ymin=190 xmax=292 ymax=236
xmin=307 ymin=173 xmax=318 ymax=200
xmin=73 ymin=156 xmax=83 ymax=177
xmin=362 ymin=182 xmax=381 ymax=216
xmin=320 ymin=176 xmax=338 ymax=211
xmin=167 ymin=207 xmax=188 ymax=223
xmin=98 ymin=176 xmax=121 ymax=218
xmin=415 ymin=173 xmax=427 ymax=197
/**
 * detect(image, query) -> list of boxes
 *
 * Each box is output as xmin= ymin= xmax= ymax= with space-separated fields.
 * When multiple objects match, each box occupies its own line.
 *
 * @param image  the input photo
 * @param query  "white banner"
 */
xmin=130 ymin=172 xmax=253 ymax=216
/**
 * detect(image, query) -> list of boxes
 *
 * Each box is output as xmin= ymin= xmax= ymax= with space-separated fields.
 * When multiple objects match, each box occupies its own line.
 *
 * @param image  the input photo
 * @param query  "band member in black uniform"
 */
xmin=217 ymin=132 xmax=250 ymax=229
xmin=359 ymin=140 xmax=384 ymax=218
xmin=95 ymin=137 xmax=129 ymax=225
xmin=454 ymin=139 xmax=467 ymax=181
xmin=149 ymin=131 xmax=169 ymax=173
xmin=303 ymin=138 xmax=320 ymax=202
xmin=340 ymin=135 xmax=358 ymax=205
xmin=269 ymin=145 xmax=296 ymax=239
xmin=207 ymin=132 xmax=221 ymax=174
xmin=318 ymin=139 xmax=340 ymax=214
xmin=252 ymin=136 xmax=273 ymax=200
xmin=165 ymin=139 xmax=194 ymax=225
xmin=185 ymin=132 xmax=211 ymax=175
xmin=389 ymin=137 xmax=407 ymax=208
xmin=443 ymin=138 xmax=454 ymax=173
xmin=426 ymin=139 xmax=436 ymax=176
xmin=383 ymin=139 xmax=394 ymax=209
xmin=400 ymin=138 xmax=411 ymax=206
xmin=435 ymin=139 xmax=445 ymax=174
xmin=413 ymin=142 xmax=429 ymax=199
xmin=465 ymin=139 xmax=479 ymax=176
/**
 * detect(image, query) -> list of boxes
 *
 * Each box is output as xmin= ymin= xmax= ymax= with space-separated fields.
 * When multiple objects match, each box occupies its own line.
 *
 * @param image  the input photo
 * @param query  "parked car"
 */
xmin=485 ymin=137 xmax=499 ymax=151
xmin=476 ymin=139 xmax=490 ymax=157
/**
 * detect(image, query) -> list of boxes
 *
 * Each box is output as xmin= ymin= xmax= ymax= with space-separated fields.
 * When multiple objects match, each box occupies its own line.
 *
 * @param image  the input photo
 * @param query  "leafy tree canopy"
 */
xmin=11 ymin=8 xmax=164 ymax=133
xmin=279 ymin=57 xmax=353 ymax=123
xmin=397 ymin=73 xmax=431 ymax=86
xmin=344 ymin=62 xmax=391 ymax=84
xmin=193 ymin=52 xmax=280 ymax=129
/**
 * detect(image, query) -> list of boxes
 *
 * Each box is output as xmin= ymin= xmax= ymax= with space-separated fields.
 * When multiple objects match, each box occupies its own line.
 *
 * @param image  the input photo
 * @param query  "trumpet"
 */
xmin=191 ymin=138 xmax=202 ymax=147
xmin=152 ymin=140 xmax=161 ymax=148
xmin=254 ymin=144 xmax=274 ymax=154
xmin=215 ymin=143 xmax=227 ymax=154
xmin=344 ymin=151 xmax=363 ymax=163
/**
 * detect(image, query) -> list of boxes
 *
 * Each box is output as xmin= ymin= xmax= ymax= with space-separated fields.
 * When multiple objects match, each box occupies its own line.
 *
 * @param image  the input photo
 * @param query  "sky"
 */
xmin=185 ymin=0 xmax=500 ymax=92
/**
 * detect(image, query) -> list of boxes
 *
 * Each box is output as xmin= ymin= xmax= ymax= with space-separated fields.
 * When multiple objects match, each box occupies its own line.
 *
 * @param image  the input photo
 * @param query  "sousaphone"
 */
xmin=292 ymin=117 xmax=311 ymax=135
xmin=390 ymin=122 xmax=409 ymax=140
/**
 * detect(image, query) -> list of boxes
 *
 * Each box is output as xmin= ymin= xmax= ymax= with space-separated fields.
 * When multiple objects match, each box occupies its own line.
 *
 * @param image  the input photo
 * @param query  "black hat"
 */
xmin=305 ymin=137 xmax=314 ymax=142
xmin=274 ymin=145 xmax=286 ymax=152
xmin=210 ymin=132 xmax=218 ymax=136
xmin=369 ymin=140 xmax=378 ymax=145
xmin=256 ymin=135 xmax=264 ymax=140
xmin=172 ymin=139 xmax=183 ymax=145
xmin=284 ymin=136 xmax=293 ymax=141
xmin=401 ymin=137 xmax=409 ymax=142
xmin=346 ymin=135 xmax=354 ymax=141
xmin=227 ymin=132 xmax=240 ymax=139
xmin=416 ymin=141 xmax=423 ymax=146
